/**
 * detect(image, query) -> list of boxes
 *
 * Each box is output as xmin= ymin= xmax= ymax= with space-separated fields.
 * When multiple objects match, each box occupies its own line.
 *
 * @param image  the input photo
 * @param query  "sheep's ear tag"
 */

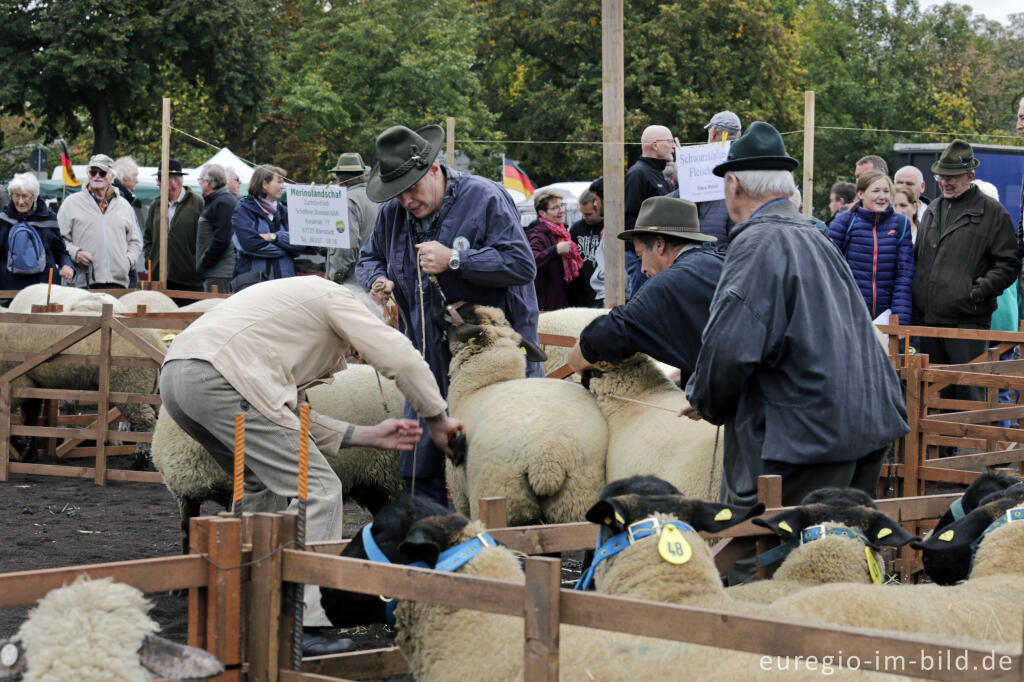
xmin=714 ymin=508 xmax=732 ymax=522
xmin=876 ymin=528 xmax=893 ymax=540
xmin=1 ymin=642 xmax=19 ymax=667
xmin=657 ymin=524 xmax=692 ymax=565
xmin=162 ymin=333 xmax=176 ymax=343
xmin=778 ymin=521 xmax=793 ymax=534
xmin=938 ymin=529 xmax=955 ymax=542
xmin=614 ymin=511 xmax=625 ymax=524
xmin=865 ymin=547 xmax=882 ymax=584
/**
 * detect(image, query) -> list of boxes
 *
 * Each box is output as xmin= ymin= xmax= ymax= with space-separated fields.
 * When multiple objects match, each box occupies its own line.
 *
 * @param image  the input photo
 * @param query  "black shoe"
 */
xmin=301 ymin=630 xmax=356 ymax=657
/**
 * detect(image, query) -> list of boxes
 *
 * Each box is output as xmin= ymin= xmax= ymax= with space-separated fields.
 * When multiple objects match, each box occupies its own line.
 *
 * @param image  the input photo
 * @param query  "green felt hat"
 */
xmin=712 ymin=121 xmax=798 ymax=177
xmin=618 ymin=196 xmax=715 ymax=242
xmin=329 ymin=152 xmax=370 ymax=176
xmin=931 ymin=139 xmax=979 ymax=176
xmin=366 ymin=125 xmax=444 ymax=202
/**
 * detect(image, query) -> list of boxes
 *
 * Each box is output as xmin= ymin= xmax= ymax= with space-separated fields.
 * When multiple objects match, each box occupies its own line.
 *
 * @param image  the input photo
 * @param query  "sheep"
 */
xmin=583 ymin=355 xmax=721 ymax=500
xmin=727 ymin=489 xmax=919 ymax=604
xmin=767 ymin=486 xmax=1024 ymax=644
xmin=914 ymin=482 xmax=1024 ymax=584
xmin=442 ymin=303 xmax=608 ymax=525
xmin=8 ymin=283 xmax=126 ymax=314
xmin=323 ymin=497 xmax=911 ymax=681
xmin=0 ymin=576 xmax=223 ymax=681
xmin=151 ymin=363 xmax=406 ymax=552
xmin=117 ymin=290 xmax=180 ymax=313
xmin=177 ymin=297 xmax=226 ymax=314
xmin=0 ymin=317 xmax=164 ymax=467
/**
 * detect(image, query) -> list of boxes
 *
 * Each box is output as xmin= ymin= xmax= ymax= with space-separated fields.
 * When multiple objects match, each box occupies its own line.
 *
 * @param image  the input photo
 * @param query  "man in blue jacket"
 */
xmin=567 ymin=196 xmax=725 ymax=386
xmin=681 ymin=122 xmax=909 ymax=583
xmin=357 ymin=124 xmax=541 ymax=503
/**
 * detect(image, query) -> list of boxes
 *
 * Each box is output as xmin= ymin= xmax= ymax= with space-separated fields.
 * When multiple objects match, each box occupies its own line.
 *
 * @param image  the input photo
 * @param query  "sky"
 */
xmin=918 ymin=0 xmax=1017 ymax=26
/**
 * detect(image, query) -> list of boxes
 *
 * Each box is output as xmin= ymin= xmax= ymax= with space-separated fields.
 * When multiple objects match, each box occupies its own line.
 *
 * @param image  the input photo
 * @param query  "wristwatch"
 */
xmin=448 ymin=250 xmax=461 ymax=271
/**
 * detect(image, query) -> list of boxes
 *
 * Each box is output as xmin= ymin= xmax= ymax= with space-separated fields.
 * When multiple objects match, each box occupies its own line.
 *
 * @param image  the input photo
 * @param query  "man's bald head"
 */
xmin=641 ymin=125 xmax=674 ymax=161
xmin=894 ymin=165 xmax=925 ymax=195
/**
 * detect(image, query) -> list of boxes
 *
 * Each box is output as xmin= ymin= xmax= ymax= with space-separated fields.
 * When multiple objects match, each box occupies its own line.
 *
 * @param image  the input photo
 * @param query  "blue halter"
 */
xmin=949 ymin=497 xmax=966 ymax=521
xmin=359 ymin=522 xmax=499 ymax=626
xmin=970 ymin=505 xmax=1024 ymax=554
xmin=574 ymin=517 xmax=696 ymax=591
xmin=756 ymin=524 xmax=873 ymax=568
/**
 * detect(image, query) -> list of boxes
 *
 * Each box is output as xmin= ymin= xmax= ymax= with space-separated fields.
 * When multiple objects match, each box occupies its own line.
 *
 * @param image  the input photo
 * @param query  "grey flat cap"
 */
xmin=704 ymin=111 xmax=742 ymax=134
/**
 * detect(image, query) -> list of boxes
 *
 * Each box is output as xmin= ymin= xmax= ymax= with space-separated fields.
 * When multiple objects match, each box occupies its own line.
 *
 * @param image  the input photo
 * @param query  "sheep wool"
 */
xmin=445 ymin=305 xmax=607 ymax=525
xmin=9 ymin=283 xmax=126 ymax=314
xmin=537 ymin=306 xmax=607 ymax=379
xmin=118 ymin=290 xmax=179 ymax=313
xmin=16 ymin=577 xmax=158 ymax=682
xmin=587 ymin=355 xmax=720 ymax=500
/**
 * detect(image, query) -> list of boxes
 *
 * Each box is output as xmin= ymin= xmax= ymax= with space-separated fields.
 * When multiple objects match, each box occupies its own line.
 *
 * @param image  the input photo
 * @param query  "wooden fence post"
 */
xmin=205 ymin=516 xmax=243 ymax=682
xmin=189 ymin=516 xmax=211 ymax=649
xmin=479 ymin=497 xmax=509 ymax=530
xmin=524 ymin=556 xmax=560 ymax=682
xmin=904 ymin=353 xmax=924 ymax=498
xmin=95 ymin=304 xmax=113 ymax=485
xmin=249 ymin=513 xmax=286 ymax=682
xmin=756 ymin=475 xmax=783 ymax=580
xmin=0 ymin=382 xmax=10 ymax=481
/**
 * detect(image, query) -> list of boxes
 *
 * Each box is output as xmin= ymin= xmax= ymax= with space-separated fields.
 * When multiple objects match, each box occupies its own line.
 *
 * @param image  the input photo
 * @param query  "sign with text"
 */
xmin=285 ymin=184 xmax=350 ymax=248
xmin=675 ymin=141 xmax=731 ymax=203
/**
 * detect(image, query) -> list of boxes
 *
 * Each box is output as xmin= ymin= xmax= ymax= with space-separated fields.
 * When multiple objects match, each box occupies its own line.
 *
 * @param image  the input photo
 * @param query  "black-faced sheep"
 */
xmin=151 ymin=364 xmax=406 ymax=552
xmin=583 ymin=355 xmax=721 ymax=500
xmin=0 ymin=577 xmax=223 ymax=681
xmin=442 ymin=303 xmax=608 ymax=525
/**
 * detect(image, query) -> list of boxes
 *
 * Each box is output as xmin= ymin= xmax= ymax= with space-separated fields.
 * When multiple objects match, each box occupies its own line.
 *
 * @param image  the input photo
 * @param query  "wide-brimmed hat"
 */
xmin=931 ymin=139 xmax=980 ymax=176
xmin=329 ymin=152 xmax=370 ymax=176
xmin=152 ymin=159 xmax=185 ymax=177
xmin=618 ymin=196 xmax=716 ymax=242
xmin=712 ymin=121 xmax=798 ymax=177
xmin=366 ymin=125 xmax=444 ymax=202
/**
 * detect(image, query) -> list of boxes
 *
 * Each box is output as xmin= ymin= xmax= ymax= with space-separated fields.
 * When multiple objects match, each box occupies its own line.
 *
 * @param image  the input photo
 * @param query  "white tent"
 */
xmin=199 ymin=148 xmax=254 ymax=184
xmin=50 ymin=147 xmax=254 ymax=192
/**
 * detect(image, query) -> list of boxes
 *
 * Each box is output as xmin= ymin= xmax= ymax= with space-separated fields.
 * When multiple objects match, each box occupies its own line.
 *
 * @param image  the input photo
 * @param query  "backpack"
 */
xmin=6 ymin=221 xmax=47 ymax=275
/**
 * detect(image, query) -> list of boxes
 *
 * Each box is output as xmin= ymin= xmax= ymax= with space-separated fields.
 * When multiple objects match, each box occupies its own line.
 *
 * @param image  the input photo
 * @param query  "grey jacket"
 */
xmin=326 ymin=182 xmax=379 ymax=285
xmin=686 ymin=199 xmax=908 ymax=507
xmin=196 ymin=187 xmax=238 ymax=280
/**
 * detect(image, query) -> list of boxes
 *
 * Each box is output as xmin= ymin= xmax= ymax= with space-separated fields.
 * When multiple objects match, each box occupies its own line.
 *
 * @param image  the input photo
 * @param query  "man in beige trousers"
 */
xmin=161 ymin=276 xmax=462 ymax=656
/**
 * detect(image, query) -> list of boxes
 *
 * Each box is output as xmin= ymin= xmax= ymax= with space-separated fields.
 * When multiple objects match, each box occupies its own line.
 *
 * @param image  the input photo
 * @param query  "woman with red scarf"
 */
xmin=525 ymin=189 xmax=584 ymax=311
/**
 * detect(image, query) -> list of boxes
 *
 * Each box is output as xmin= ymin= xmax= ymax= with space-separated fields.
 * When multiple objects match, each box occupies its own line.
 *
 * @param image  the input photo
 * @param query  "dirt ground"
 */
xmin=0 ymin=454 xmax=384 ymax=653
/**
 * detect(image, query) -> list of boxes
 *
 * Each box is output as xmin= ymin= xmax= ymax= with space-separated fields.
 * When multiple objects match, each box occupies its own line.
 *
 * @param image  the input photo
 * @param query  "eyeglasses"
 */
xmin=934 ymin=174 xmax=968 ymax=183
xmin=546 ymin=203 xmax=566 ymax=212
xmin=88 ymin=168 xmax=108 ymax=178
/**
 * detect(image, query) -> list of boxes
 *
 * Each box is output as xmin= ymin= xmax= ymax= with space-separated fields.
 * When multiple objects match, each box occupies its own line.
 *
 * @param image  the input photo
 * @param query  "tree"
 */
xmin=0 ymin=0 xmax=274 ymax=156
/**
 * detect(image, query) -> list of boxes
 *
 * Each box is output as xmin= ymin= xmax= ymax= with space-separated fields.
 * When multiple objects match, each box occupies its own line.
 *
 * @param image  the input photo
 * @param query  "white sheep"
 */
xmin=584 ymin=355 xmax=721 ymax=500
xmin=8 ymin=283 xmax=126 ymax=314
xmin=332 ymin=499 xmax=912 ymax=681
xmin=117 ymin=290 xmax=180 ymax=313
xmin=443 ymin=303 xmax=608 ymax=525
xmin=177 ymin=297 xmax=226 ymax=314
xmin=0 ymin=577 xmax=223 ymax=681
xmin=151 ymin=364 xmax=406 ymax=551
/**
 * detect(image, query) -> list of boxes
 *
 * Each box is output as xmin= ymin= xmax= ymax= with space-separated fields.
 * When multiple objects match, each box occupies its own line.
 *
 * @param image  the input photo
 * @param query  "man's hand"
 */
xmin=370 ymin=277 xmax=395 ymax=305
xmin=415 ymin=241 xmax=453 ymax=274
xmin=75 ymin=250 xmax=93 ymax=266
xmin=426 ymin=415 xmax=465 ymax=458
xmin=60 ymin=265 xmax=74 ymax=282
xmin=369 ymin=418 xmax=423 ymax=451
xmin=568 ymin=342 xmax=593 ymax=375
xmin=555 ymin=240 xmax=572 ymax=256
xmin=678 ymin=399 xmax=703 ymax=421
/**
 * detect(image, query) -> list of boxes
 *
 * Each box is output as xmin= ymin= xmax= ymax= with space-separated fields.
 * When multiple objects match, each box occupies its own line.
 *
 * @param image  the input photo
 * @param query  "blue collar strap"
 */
xmin=972 ymin=505 xmax=1024 ymax=553
xmin=757 ymin=524 xmax=873 ymax=568
xmin=574 ymin=518 xmax=695 ymax=591
xmin=359 ymin=524 xmax=498 ymax=626
xmin=950 ymin=497 xmax=966 ymax=521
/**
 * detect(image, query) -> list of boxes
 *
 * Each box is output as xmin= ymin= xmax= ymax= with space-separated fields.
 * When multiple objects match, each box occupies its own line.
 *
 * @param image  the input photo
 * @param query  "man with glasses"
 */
xmin=913 ymin=139 xmax=1020 ymax=408
xmin=623 ymin=125 xmax=675 ymax=298
xmin=357 ymin=124 xmax=540 ymax=504
xmin=57 ymin=154 xmax=141 ymax=289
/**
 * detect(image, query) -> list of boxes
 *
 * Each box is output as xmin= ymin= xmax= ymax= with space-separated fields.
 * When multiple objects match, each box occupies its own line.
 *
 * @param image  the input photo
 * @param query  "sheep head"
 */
xmin=933 ymin=471 xmax=1020 ymax=533
xmin=752 ymin=501 xmax=916 ymax=550
xmin=586 ymin=492 xmax=764 ymax=537
xmin=580 ymin=353 xmax=674 ymax=397
xmin=912 ymin=482 xmax=1024 ymax=585
xmin=439 ymin=303 xmax=545 ymax=375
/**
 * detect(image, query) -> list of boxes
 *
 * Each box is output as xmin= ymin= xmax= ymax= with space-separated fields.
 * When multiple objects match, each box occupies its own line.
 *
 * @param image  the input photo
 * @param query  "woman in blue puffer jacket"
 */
xmin=828 ymin=169 xmax=914 ymax=324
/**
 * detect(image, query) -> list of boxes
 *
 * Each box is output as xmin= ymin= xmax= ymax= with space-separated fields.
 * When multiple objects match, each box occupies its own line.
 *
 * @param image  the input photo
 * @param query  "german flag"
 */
xmin=60 ymin=141 xmax=82 ymax=187
xmin=502 ymin=156 xmax=535 ymax=199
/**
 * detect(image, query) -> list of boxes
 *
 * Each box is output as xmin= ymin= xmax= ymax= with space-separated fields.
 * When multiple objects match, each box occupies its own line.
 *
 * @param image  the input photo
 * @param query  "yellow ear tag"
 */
xmin=521 ymin=347 xmax=527 ymax=354
xmin=657 ymin=524 xmax=692 ymax=565
xmin=876 ymin=528 xmax=893 ymax=540
xmin=938 ymin=529 xmax=955 ymax=542
xmin=865 ymin=547 xmax=882 ymax=584
xmin=162 ymin=333 xmax=176 ymax=343
xmin=614 ymin=511 xmax=625 ymax=525
xmin=778 ymin=521 xmax=793 ymax=534
xmin=714 ymin=508 xmax=733 ymax=522
xmin=467 ymin=337 xmax=476 ymax=344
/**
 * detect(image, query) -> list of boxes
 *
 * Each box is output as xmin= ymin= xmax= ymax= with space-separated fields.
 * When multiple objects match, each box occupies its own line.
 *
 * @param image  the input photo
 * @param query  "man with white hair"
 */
xmin=224 ymin=167 xmax=242 ymax=197
xmin=894 ymin=165 xmax=929 ymax=222
xmin=624 ymin=124 xmax=675 ymax=297
xmin=196 ymin=163 xmax=237 ymax=293
xmin=681 ymin=122 xmax=909 ymax=582
xmin=113 ymin=155 xmax=146 ymax=282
